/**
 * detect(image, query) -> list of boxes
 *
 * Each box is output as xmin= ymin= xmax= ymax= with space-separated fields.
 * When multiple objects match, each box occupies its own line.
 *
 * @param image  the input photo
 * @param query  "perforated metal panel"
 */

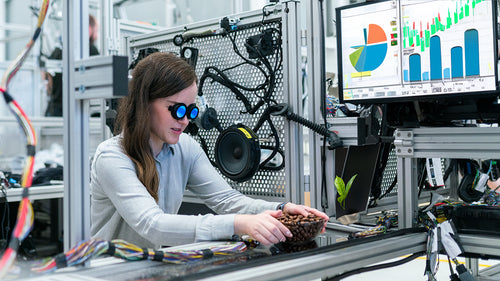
xmin=127 ymin=8 xmax=299 ymax=201
xmin=378 ymin=150 xmax=448 ymax=199
xmin=380 ymin=148 xmax=397 ymax=197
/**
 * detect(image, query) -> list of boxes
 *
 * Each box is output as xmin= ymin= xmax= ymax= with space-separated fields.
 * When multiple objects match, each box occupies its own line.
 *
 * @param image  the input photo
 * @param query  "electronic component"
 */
xmin=220 ymin=16 xmax=240 ymax=31
xmin=128 ymin=47 xmax=159 ymax=70
xmin=245 ymin=28 xmax=275 ymax=59
xmin=181 ymin=47 xmax=199 ymax=69
xmin=214 ymin=124 xmax=261 ymax=182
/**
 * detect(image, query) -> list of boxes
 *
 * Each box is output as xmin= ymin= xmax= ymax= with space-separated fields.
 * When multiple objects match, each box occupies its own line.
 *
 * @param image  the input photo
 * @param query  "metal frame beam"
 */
xmin=63 ymin=0 xmax=91 ymax=252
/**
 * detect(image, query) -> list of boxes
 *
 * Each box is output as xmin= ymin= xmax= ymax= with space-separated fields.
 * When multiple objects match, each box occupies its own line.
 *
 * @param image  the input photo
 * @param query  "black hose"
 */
xmin=324 ymin=251 xmax=426 ymax=281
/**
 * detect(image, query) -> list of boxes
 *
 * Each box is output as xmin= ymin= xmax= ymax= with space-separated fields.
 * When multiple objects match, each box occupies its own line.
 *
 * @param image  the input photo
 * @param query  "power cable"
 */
xmin=324 ymin=251 xmax=425 ymax=281
xmin=28 ymin=239 xmax=246 ymax=274
xmin=0 ymin=0 xmax=49 ymax=278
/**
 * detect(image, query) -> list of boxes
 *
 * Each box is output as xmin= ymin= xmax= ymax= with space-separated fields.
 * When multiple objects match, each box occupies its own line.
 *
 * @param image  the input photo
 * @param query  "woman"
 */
xmin=90 ymin=52 xmax=328 ymax=249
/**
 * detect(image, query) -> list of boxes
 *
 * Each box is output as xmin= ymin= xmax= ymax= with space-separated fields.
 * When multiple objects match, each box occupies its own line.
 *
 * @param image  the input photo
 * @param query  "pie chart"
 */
xmin=349 ymin=24 xmax=388 ymax=72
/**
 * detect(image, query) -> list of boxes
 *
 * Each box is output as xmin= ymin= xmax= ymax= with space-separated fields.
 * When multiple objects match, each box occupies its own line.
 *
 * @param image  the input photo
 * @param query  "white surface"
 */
xmin=344 ymin=255 xmax=499 ymax=281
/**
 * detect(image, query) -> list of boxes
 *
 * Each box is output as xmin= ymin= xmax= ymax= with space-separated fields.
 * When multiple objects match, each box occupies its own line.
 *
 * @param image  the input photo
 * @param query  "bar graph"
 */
xmin=402 ymin=0 xmax=483 ymax=51
xmin=451 ymin=46 xmax=463 ymax=78
xmin=405 ymin=27 xmax=481 ymax=81
xmin=402 ymin=0 xmax=490 ymax=83
xmin=464 ymin=29 xmax=479 ymax=76
xmin=429 ymin=36 xmax=442 ymax=80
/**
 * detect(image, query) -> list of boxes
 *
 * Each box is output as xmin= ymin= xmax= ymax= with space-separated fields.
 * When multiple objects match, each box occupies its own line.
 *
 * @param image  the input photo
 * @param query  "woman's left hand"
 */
xmin=282 ymin=203 xmax=329 ymax=232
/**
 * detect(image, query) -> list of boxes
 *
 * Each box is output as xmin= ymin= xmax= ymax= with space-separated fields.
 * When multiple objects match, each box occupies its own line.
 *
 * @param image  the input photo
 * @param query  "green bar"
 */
xmin=465 ymin=3 xmax=469 ymax=17
xmin=454 ymin=12 xmax=458 ymax=24
xmin=459 ymin=8 xmax=463 ymax=20
xmin=403 ymin=26 xmax=408 ymax=48
xmin=409 ymin=34 xmax=413 ymax=47
xmin=431 ymin=24 xmax=436 ymax=35
xmin=416 ymin=34 xmax=420 ymax=46
xmin=421 ymin=38 xmax=425 ymax=52
xmin=425 ymin=30 xmax=430 ymax=47
xmin=447 ymin=14 xmax=452 ymax=29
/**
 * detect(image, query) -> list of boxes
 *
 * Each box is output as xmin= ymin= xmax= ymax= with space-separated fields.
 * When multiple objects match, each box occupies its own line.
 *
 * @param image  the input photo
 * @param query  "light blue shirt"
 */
xmin=90 ymin=133 xmax=278 ymax=248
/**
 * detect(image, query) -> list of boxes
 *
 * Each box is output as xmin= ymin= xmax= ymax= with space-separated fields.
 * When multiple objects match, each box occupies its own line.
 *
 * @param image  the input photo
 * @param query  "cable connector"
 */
xmin=220 ymin=16 xmax=240 ymax=32
xmin=455 ymin=264 xmax=476 ymax=281
xmin=268 ymin=103 xmax=343 ymax=149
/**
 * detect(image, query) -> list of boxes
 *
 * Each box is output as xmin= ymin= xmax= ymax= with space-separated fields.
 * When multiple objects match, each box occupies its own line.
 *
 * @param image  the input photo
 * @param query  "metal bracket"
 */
xmin=394 ymin=130 xmax=414 ymax=157
xmin=73 ymin=55 xmax=128 ymax=100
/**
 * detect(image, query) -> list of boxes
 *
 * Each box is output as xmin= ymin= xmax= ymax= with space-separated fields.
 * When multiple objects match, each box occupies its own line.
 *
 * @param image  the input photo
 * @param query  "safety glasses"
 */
xmin=168 ymin=103 xmax=199 ymax=120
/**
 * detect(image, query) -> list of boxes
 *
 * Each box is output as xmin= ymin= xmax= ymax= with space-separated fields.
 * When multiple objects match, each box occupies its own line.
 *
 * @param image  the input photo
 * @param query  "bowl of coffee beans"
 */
xmin=277 ymin=213 xmax=325 ymax=244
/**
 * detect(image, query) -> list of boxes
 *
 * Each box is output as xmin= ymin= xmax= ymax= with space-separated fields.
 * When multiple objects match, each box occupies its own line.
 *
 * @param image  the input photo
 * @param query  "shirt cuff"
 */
xmin=195 ymin=214 xmax=235 ymax=241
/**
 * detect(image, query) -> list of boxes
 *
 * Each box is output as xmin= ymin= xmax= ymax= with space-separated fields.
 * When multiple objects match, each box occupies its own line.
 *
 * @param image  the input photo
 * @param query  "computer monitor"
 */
xmin=336 ymin=0 xmax=499 ymax=105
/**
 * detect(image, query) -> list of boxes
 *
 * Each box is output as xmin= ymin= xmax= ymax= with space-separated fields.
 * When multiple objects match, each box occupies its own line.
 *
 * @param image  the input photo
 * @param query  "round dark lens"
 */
xmin=176 ymin=105 xmax=187 ymax=119
xmin=190 ymin=107 xmax=199 ymax=119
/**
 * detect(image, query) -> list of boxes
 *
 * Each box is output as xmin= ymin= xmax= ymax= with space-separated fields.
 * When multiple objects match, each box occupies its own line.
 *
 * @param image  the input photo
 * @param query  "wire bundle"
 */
xmin=0 ymin=0 xmax=50 ymax=279
xmin=31 ymin=239 xmax=247 ymax=273
xmin=350 ymin=224 xmax=387 ymax=239
xmin=31 ymin=239 xmax=109 ymax=273
xmin=112 ymin=239 xmax=247 ymax=264
xmin=350 ymin=212 xmax=398 ymax=239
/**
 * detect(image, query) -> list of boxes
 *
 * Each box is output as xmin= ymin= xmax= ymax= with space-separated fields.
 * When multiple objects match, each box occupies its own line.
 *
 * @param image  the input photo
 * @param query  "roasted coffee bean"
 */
xmin=277 ymin=212 xmax=325 ymax=243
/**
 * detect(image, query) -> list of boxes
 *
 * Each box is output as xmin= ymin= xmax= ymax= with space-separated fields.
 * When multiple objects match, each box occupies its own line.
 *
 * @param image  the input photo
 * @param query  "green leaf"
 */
xmin=345 ymin=174 xmax=357 ymax=196
xmin=335 ymin=175 xmax=357 ymax=210
xmin=334 ymin=176 xmax=345 ymax=197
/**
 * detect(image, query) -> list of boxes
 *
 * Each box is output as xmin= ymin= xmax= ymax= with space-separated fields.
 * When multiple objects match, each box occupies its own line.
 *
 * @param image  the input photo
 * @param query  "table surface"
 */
xmin=0 ymin=184 xmax=64 ymax=202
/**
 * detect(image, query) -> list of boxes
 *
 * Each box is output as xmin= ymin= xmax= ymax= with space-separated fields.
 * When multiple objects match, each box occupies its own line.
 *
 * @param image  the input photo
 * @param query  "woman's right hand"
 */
xmin=234 ymin=210 xmax=292 ymax=245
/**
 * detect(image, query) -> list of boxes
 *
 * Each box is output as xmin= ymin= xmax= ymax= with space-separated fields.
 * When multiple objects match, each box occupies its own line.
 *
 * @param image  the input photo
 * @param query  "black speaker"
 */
xmin=215 ymin=124 xmax=260 ymax=182
xmin=457 ymin=173 xmax=483 ymax=203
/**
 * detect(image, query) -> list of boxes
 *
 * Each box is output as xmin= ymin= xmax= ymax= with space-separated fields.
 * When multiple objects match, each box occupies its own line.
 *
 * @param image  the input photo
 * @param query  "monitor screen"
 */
xmin=336 ymin=0 xmax=499 ymax=104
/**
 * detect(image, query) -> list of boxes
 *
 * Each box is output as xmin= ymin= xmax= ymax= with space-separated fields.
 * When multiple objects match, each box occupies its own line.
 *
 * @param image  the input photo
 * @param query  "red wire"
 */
xmin=13 ymin=200 xmax=28 ymax=237
xmin=11 ymin=100 xmax=30 ymax=127
xmin=0 ymin=249 xmax=13 ymax=269
xmin=25 ymin=157 xmax=35 ymax=187
xmin=11 ymin=100 xmax=36 ymax=145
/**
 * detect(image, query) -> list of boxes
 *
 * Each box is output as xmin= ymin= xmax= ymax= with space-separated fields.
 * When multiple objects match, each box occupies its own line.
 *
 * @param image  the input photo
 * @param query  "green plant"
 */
xmin=335 ymin=174 xmax=357 ymax=210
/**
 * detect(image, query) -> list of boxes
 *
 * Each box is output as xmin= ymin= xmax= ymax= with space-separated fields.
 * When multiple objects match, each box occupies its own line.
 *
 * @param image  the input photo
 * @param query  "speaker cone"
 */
xmin=215 ymin=124 xmax=260 ymax=182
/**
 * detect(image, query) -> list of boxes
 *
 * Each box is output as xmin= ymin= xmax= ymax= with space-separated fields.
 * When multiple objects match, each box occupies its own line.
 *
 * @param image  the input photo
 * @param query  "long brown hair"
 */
xmin=116 ymin=52 xmax=197 ymax=201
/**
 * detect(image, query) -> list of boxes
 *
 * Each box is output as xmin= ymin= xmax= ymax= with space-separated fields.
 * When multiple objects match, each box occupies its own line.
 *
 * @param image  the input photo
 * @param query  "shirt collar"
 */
xmin=154 ymin=143 xmax=174 ymax=162
xmin=159 ymin=143 xmax=175 ymax=157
